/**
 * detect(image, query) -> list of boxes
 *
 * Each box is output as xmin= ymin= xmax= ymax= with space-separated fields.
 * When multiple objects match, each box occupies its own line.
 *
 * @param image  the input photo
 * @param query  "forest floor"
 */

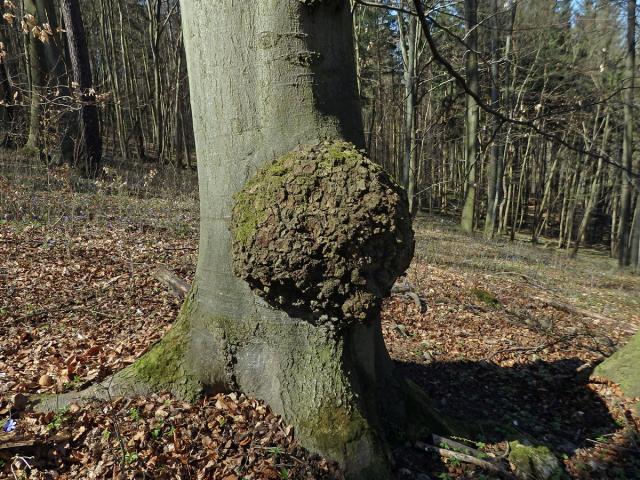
xmin=1 ymin=171 xmax=640 ymax=479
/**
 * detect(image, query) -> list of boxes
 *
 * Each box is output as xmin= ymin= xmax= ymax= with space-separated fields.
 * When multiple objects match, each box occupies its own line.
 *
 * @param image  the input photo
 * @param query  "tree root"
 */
xmin=29 ymin=365 xmax=157 ymax=413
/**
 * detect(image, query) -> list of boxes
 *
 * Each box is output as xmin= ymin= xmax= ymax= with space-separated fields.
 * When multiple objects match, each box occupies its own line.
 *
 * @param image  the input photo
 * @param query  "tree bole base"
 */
xmin=33 ymin=286 xmax=448 ymax=479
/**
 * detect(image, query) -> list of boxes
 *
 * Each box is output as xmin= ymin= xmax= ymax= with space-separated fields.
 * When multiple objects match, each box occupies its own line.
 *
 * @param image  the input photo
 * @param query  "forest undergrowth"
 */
xmin=1 ymin=168 xmax=639 ymax=479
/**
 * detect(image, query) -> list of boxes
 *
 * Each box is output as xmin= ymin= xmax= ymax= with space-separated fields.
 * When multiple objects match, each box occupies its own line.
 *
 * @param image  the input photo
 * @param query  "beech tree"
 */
xmin=460 ymin=0 xmax=479 ymax=233
xmin=39 ymin=1 xmax=445 ymax=478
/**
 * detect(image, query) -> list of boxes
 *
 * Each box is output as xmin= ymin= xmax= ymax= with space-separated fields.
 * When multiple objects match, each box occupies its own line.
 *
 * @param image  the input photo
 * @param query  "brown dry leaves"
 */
xmin=1 ymin=199 xmax=639 ymax=479
xmin=0 ymin=221 xmax=195 ymax=401
xmin=3 ymin=393 xmax=339 ymax=479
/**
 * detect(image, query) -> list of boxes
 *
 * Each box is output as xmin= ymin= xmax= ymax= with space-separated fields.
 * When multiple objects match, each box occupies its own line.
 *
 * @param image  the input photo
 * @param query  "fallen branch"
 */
xmin=486 ymin=333 xmax=581 ymax=360
xmin=532 ymin=295 xmax=637 ymax=333
xmin=0 ymin=433 xmax=70 ymax=452
xmin=153 ymin=267 xmax=190 ymax=298
xmin=416 ymin=441 xmax=516 ymax=479
xmin=0 ymin=437 xmax=36 ymax=451
xmin=432 ymin=434 xmax=485 ymax=458
xmin=391 ymin=281 xmax=428 ymax=312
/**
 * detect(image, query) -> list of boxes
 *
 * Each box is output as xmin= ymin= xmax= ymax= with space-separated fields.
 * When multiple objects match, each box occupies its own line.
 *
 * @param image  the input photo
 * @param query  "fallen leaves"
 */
xmin=0 ymin=393 xmax=340 ymax=479
xmin=1 ymin=195 xmax=639 ymax=479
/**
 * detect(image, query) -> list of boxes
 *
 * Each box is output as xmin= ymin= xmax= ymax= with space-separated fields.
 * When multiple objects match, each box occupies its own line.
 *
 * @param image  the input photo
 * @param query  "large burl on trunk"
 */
xmin=38 ymin=1 xmax=447 ymax=477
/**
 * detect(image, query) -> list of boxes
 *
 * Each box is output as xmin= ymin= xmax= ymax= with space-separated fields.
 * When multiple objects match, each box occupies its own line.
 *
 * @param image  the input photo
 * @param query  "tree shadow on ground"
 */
xmin=400 ymin=358 xmax=615 ymax=453
xmin=397 ymin=358 xmax=640 ymax=478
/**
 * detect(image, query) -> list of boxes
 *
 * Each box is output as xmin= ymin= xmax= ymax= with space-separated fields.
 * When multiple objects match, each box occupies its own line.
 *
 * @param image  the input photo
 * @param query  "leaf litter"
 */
xmin=1 ymin=198 xmax=639 ymax=479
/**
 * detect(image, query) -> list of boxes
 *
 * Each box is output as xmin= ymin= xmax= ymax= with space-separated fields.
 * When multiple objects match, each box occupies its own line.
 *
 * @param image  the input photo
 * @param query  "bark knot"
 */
xmin=230 ymin=140 xmax=414 ymax=326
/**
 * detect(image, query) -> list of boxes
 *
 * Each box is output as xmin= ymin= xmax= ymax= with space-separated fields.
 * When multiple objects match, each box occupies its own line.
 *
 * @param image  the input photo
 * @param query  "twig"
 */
xmin=586 ymin=438 xmax=640 ymax=452
xmin=153 ymin=267 xmax=190 ymax=298
xmin=416 ymin=441 xmax=516 ymax=479
xmin=14 ymin=275 xmax=122 ymax=323
xmin=533 ymin=295 xmax=637 ymax=334
xmin=486 ymin=333 xmax=581 ymax=360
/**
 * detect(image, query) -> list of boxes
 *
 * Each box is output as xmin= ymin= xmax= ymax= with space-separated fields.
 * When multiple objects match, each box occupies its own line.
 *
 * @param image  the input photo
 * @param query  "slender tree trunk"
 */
xmin=618 ymin=0 xmax=635 ymax=266
xmin=631 ymin=195 xmax=640 ymax=270
xmin=60 ymin=0 xmax=102 ymax=178
xmin=0 ymin=28 xmax=15 ymax=147
xmin=24 ymin=0 xmax=44 ymax=153
xmin=398 ymin=10 xmax=418 ymax=215
xmin=34 ymin=0 xmax=74 ymax=163
xmin=570 ymin=158 xmax=604 ymax=258
xmin=484 ymin=0 xmax=501 ymax=238
xmin=461 ymin=0 xmax=479 ymax=233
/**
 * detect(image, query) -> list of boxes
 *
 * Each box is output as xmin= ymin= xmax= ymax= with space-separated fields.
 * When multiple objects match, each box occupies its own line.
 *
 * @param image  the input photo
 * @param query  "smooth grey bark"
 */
xmin=24 ymin=0 xmax=44 ymax=152
xmin=0 ymin=28 xmax=15 ymax=147
xmin=23 ymin=0 xmax=73 ymax=161
xmin=484 ymin=0 xmax=501 ymax=239
xmin=570 ymin=112 xmax=610 ymax=258
xmin=461 ymin=0 xmax=479 ymax=233
xmin=617 ymin=0 xmax=635 ymax=267
xmin=398 ymin=8 xmax=418 ymax=215
xmin=37 ymin=2 xmax=447 ymax=478
xmin=631 ymin=195 xmax=640 ymax=270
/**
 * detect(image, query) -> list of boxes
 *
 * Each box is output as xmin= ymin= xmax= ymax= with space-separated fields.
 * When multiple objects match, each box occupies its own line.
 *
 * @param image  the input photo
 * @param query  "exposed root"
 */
xmin=30 ymin=365 xmax=157 ymax=412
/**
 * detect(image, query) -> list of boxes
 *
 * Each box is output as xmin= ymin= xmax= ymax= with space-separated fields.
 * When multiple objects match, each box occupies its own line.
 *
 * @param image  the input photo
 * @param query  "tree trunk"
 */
xmin=0 ymin=28 xmax=15 ymax=148
xmin=398 ymin=10 xmax=418 ymax=215
xmin=484 ymin=0 xmax=501 ymax=239
xmin=36 ymin=2 xmax=446 ymax=478
xmin=570 ymin=158 xmax=603 ymax=258
xmin=36 ymin=0 xmax=74 ymax=164
xmin=617 ymin=0 xmax=635 ymax=267
xmin=60 ymin=0 xmax=103 ymax=178
xmin=630 ymin=195 xmax=640 ymax=270
xmin=461 ymin=0 xmax=479 ymax=234
xmin=24 ymin=0 xmax=44 ymax=153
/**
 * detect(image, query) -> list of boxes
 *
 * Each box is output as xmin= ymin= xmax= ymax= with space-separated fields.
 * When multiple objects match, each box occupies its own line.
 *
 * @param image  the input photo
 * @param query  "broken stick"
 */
xmin=153 ymin=267 xmax=190 ymax=298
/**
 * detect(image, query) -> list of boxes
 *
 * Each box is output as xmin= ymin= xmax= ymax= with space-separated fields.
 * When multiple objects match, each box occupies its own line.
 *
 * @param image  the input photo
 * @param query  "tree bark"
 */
xmin=617 ymin=0 xmax=635 ymax=267
xmin=461 ymin=0 xmax=479 ymax=234
xmin=0 ymin=28 xmax=15 ymax=147
xmin=24 ymin=0 xmax=44 ymax=152
xmin=484 ymin=0 xmax=501 ymax=239
xmin=398 ymin=8 xmax=418 ymax=215
xmin=630 ymin=195 xmax=640 ymax=270
xmin=60 ymin=0 xmax=103 ymax=178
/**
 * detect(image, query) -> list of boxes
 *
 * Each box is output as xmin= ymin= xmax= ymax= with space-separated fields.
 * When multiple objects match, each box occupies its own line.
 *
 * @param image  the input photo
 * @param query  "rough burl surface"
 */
xmin=230 ymin=141 xmax=414 ymax=325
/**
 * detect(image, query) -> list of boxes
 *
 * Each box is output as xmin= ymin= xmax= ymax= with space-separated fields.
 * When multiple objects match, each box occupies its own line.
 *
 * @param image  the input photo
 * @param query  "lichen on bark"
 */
xmin=231 ymin=140 xmax=414 ymax=325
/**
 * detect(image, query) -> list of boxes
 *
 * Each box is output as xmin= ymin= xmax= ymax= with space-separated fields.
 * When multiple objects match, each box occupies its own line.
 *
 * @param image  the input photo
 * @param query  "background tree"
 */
xmin=618 ymin=0 xmax=636 ymax=266
xmin=60 ymin=0 xmax=102 ymax=177
xmin=460 ymin=0 xmax=479 ymax=233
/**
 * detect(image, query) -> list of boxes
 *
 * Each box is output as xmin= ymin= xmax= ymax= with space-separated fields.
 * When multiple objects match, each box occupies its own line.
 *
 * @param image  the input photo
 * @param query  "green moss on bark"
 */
xmin=231 ymin=141 xmax=386 ymax=248
xmin=130 ymin=291 xmax=201 ymax=400
xmin=297 ymin=402 xmax=391 ymax=480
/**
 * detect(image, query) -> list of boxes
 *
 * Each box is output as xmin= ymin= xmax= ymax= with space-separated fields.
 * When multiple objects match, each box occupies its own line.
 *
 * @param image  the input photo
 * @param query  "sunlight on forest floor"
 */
xmin=1 ymin=176 xmax=639 ymax=479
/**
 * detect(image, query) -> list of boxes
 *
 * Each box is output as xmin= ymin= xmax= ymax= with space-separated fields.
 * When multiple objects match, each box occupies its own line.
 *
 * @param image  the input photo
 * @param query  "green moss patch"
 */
xmin=508 ymin=441 xmax=564 ymax=480
xmin=471 ymin=287 xmax=500 ymax=307
xmin=594 ymin=332 xmax=640 ymax=398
